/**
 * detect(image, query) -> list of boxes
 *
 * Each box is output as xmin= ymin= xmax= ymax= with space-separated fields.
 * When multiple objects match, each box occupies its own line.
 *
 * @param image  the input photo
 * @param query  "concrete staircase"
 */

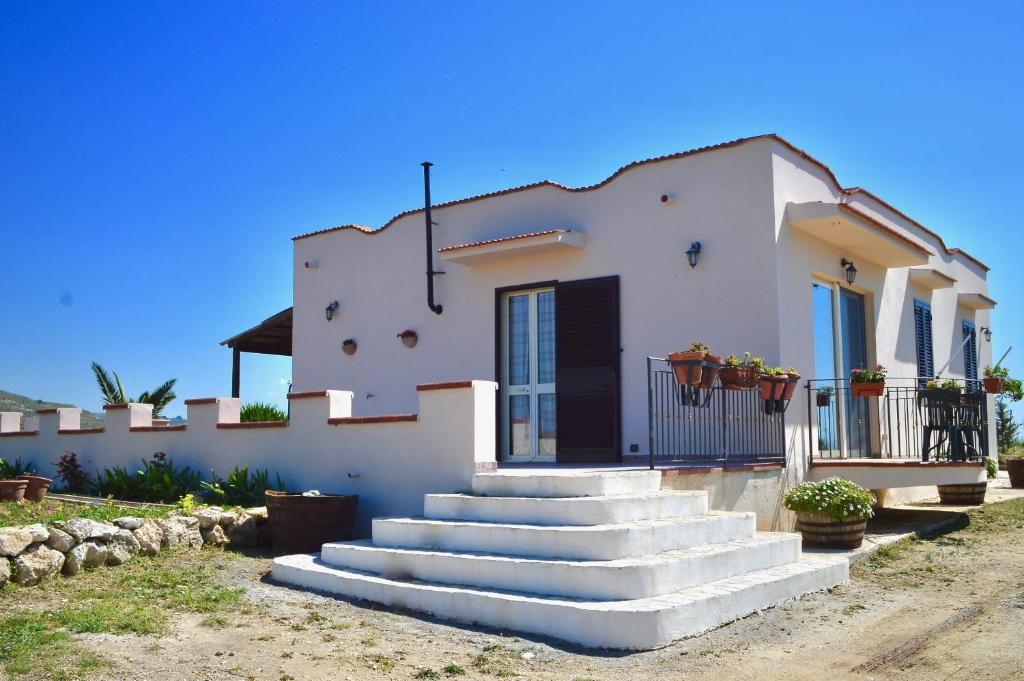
xmin=272 ymin=469 xmax=847 ymax=650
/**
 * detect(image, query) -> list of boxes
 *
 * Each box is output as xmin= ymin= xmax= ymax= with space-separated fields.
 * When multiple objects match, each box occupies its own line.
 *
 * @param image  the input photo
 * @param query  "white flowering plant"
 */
xmin=783 ymin=477 xmax=876 ymax=521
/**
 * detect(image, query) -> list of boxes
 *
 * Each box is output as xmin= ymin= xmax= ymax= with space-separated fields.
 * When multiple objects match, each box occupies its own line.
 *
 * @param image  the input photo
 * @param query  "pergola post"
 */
xmin=231 ymin=346 xmax=241 ymax=398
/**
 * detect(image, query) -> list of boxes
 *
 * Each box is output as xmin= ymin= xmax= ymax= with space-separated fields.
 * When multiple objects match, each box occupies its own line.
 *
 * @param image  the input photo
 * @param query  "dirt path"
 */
xmin=5 ymin=500 xmax=1024 ymax=681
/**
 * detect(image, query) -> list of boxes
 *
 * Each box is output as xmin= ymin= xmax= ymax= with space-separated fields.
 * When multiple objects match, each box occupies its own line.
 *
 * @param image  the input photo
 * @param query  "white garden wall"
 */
xmin=0 ymin=381 xmax=498 ymax=535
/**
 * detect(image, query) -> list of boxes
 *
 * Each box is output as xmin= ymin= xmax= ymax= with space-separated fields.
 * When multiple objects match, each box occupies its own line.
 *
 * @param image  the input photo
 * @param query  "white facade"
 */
xmin=290 ymin=135 xmax=995 ymax=487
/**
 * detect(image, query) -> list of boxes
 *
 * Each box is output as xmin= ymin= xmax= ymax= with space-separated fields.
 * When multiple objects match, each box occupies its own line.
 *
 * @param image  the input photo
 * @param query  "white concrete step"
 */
xmin=271 ymin=552 xmax=848 ymax=650
xmin=471 ymin=469 xmax=662 ymax=498
xmin=423 ymin=490 xmax=708 ymax=526
xmin=320 ymin=533 xmax=801 ymax=600
xmin=371 ymin=512 xmax=756 ymax=561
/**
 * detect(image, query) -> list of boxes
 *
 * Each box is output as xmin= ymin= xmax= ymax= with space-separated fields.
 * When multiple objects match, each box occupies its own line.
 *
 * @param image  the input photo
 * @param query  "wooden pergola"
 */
xmin=220 ymin=307 xmax=292 ymax=397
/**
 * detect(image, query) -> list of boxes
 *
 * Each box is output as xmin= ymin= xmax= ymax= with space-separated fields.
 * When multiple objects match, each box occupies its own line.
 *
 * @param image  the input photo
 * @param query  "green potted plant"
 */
xmin=719 ymin=352 xmax=762 ymax=389
xmin=757 ymin=366 xmax=787 ymax=401
xmin=850 ymin=364 xmax=887 ymax=397
xmin=983 ymin=365 xmax=1007 ymax=394
xmin=816 ymin=386 xmax=834 ymax=408
xmin=784 ymin=476 xmax=876 ymax=549
xmin=0 ymin=457 xmax=31 ymax=502
xmin=668 ymin=341 xmax=722 ymax=387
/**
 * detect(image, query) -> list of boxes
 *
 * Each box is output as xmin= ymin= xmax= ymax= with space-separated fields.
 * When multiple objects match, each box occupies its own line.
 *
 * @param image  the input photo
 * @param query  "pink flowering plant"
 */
xmin=850 ymin=364 xmax=887 ymax=384
xmin=783 ymin=476 xmax=876 ymax=521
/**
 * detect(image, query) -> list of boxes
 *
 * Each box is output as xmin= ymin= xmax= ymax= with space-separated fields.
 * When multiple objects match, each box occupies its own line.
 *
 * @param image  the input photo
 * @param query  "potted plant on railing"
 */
xmin=782 ymin=367 xmax=801 ymax=401
xmin=719 ymin=352 xmax=763 ymax=389
xmin=923 ymin=378 xmax=963 ymax=406
xmin=850 ymin=364 xmax=887 ymax=398
xmin=816 ymin=386 xmax=834 ymax=408
xmin=784 ymin=476 xmax=876 ymax=549
xmin=757 ymin=366 xmax=787 ymax=402
xmin=983 ymin=365 xmax=1007 ymax=394
xmin=667 ymin=341 xmax=722 ymax=387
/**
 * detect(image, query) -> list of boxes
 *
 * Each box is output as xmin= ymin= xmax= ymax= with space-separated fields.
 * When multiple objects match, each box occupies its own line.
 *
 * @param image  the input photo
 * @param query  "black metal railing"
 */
xmin=646 ymin=357 xmax=786 ymax=468
xmin=806 ymin=377 xmax=989 ymax=461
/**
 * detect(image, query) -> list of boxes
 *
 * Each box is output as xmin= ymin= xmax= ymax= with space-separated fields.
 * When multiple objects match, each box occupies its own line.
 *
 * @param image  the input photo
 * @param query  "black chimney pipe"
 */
xmin=422 ymin=161 xmax=443 ymax=315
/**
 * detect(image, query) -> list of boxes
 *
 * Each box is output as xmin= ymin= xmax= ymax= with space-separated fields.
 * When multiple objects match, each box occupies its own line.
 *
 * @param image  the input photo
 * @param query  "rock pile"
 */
xmin=0 ymin=505 xmax=270 ymax=588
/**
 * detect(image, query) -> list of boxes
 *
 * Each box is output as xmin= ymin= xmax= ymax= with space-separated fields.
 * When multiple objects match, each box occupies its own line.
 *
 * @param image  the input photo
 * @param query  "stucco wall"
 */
xmin=0 ymin=381 xmax=498 ymax=536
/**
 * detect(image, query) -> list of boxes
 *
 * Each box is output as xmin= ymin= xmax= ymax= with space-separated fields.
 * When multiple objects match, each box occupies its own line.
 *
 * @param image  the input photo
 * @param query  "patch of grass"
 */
xmin=472 ymin=644 xmax=521 ymax=677
xmin=362 ymin=653 xmax=396 ymax=672
xmin=0 ymin=498 xmax=169 ymax=528
xmin=0 ymin=614 xmax=110 ymax=679
xmin=54 ymin=600 xmax=165 ymax=635
xmin=842 ymin=603 xmax=866 ymax=616
xmin=416 ymin=670 xmax=441 ymax=680
xmin=360 ymin=634 xmax=379 ymax=647
xmin=442 ymin=661 xmax=467 ymax=676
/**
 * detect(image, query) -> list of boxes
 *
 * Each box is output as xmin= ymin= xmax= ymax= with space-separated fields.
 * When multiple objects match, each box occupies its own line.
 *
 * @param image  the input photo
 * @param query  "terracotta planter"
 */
xmin=16 ymin=475 xmax=52 ymax=503
xmin=796 ymin=511 xmax=867 ymax=549
xmin=983 ymin=377 xmax=1003 ymax=394
xmin=667 ymin=351 xmax=707 ymax=386
xmin=757 ymin=375 xmax=787 ymax=401
xmin=782 ymin=373 xmax=800 ymax=401
xmin=0 ymin=479 xmax=29 ymax=502
xmin=720 ymin=366 xmax=758 ymax=389
xmin=851 ymin=381 xmax=885 ymax=398
xmin=816 ymin=393 xmax=833 ymax=408
xmin=937 ymin=482 xmax=987 ymax=505
xmin=1007 ymin=459 xmax=1024 ymax=489
xmin=699 ymin=354 xmax=723 ymax=389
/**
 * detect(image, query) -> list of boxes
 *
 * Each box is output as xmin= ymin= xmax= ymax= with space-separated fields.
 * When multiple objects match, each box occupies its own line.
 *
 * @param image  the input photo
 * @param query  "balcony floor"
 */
xmin=808 ymin=458 xmax=985 ymax=489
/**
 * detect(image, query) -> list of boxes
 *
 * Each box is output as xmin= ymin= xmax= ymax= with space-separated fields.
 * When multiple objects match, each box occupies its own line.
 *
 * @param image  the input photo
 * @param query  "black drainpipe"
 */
xmin=422 ymin=161 xmax=443 ymax=315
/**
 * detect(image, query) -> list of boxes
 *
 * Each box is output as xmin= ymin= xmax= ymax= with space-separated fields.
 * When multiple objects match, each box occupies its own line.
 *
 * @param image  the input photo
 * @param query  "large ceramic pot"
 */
xmin=16 ymin=475 xmax=53 ymax=503
xmin=0 ymin=479 xmax=29 ymax=502
xmin=1008 ymin=459 xmax=1024 ymax=489
xmin=796 ymin=511 xmax=868 ymax=549
xmin=851 ymin=381 xmax=885 ymax=398
xmin=937 ymin=482 xmax=987 ymax=505
xmin=265 ymin=491 xmax=359 ymax=555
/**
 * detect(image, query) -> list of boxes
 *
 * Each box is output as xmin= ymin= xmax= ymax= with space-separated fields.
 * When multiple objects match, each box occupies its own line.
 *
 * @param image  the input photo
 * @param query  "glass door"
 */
xmin=839 ymin=288 xmax=871 ymax=456
xmin=501 ymin=288 xmax=556 ymax=461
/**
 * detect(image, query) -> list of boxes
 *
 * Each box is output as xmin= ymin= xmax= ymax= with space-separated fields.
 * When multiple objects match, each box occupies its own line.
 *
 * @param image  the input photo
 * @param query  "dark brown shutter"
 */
xmin=555 ymin=275 xmax=621 ymax=462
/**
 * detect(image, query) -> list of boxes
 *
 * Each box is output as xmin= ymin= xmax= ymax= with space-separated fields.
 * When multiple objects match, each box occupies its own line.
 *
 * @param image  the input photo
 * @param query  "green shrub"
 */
xmin=784 ymin=476 xmax=876 ymax=521
xmin=92 ymin=452 xmax=201 ymax=504
xmin=240 ymin=402 xmax=287 ymax=422
xmin=986 ymin=457 xmax=999 ymax=479
xmin=52 ymin=451 xmax=89 ymax=492
xmin=0 ymin=457 xmax=35 ymax=479
xmin=201 ymin=465 xmax=285 ymax=507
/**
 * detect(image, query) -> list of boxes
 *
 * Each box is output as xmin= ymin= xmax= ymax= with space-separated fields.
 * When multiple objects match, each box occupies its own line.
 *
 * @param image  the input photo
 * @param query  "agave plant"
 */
xmin=92 ymin=452 xmax=201 ymax=503
xmin=240 ymin=402 xmax=287 ymax=423
xmin=91 ymin=362 xmax=177 ymax=418
xmin=0 ymin=457 xmax=35 ymax=480
xmin=201 ymin=465 xmax=286 ymax=507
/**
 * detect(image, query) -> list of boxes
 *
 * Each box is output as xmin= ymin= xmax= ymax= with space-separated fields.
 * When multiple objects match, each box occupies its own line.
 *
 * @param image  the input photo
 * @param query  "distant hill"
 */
xmin=0 ymin=390 xmax=105 ymax=429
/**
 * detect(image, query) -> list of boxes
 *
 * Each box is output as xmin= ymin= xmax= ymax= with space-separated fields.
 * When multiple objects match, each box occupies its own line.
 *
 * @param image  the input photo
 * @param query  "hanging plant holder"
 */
xmin=667 ymin=351 xmax=722 ymax=408
xmin=398 ymin=330 xmax=418 ymax=348
xmin=341 ymin=339 xmax=358 ymax=356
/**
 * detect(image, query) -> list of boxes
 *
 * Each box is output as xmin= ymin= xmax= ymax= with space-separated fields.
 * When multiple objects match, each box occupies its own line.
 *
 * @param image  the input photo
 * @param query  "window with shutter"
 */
xmin=913 ymin=300 xmax=934 ymax=380
xmin=963 ymin=320 xmax=978 ymax=381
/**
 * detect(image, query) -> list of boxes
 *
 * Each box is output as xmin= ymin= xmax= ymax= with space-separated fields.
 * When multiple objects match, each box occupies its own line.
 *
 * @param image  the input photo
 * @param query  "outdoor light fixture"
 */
xmin=685 ymin=241 xmax=702 ymax=268
xmin=982 ymin=326 xmax=992 ymax=342
xmin=841 ymin=258 xmax=857 ymax=285
xmin=325 ymin=300 xmax=339 ymax=322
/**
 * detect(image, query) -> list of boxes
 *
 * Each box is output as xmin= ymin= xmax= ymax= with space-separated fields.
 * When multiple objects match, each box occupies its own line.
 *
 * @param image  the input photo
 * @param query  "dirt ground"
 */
xmin=5 ymin=499 xmax=1024 ymax=681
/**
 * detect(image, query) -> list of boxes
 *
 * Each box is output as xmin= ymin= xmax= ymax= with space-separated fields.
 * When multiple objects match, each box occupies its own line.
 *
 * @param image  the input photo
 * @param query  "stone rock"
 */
xmin=113 ymin=516 xmax=145 ymax=530
xmin=24 ymin=524 xmax=49 ymax=543
xmin=193 ymin=508 xmax=222 ymax=530
xmin=106 ymin=529 xmax=140 ymax=566
xmin=247 ymin=506 xmax=269 ymax=523
xmin=218 ymin=511 xmax=238 ymax=527
xmin=0 ymin=557 xmax=10 ymax=586
xmin=46 ymin=527 xmax=76 ymax=553
xmin=54 ymin=518 xmax=118 ymax=542
xmin=14 ymin=544 xmax=65 ymax=585
xmin=0 ymin=527 xmax=34 ymax=557
xmin=63 ymin=540 xmax=108 ymax=576
xmin=157 ymin=516 xmax=202 ymax=550
xmin=201 ymin=524 xmax=228 ymax=546
xmin=226 ymin=511 xmax=259 ymax=547
xmin=133 ymin=521 xmax=164 ymax=556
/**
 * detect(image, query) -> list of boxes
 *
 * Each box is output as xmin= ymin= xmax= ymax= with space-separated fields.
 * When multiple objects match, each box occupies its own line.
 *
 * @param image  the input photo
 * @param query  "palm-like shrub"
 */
xmin=0 ymin=457 xmax=35 ymax=479
xmin=92 ymin=452 xmax=201 ymax=503
xmin=240 ymin=402 xmax=287 ymax=422
xmin=91 ymin=362 xmax=177 ymax=418
xmin=201 ymin=465 xmax=286 ymax=506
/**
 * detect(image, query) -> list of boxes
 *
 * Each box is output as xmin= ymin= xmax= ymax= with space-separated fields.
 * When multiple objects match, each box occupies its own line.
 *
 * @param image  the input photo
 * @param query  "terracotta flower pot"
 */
xmin=782 ymin=373 xmax=800 ymax=401
xmin=1005 ymin=459 xmax=1024 ymax=489
xmin=0 ymin=479 xmax=29 ymax=502
xmin=851 ymin=381 xmax=885 ymax=398
xmin=719 ymin=366 xmax=758 ymax=389
xmin=16 ymin=475 xmax=53 ymax=503
xmin=758 ymin=375 xmax=787 ymax=401
xmin=699 ymin=354 xmax=723 ymax=389
xmin=667 ymin=351 xmax=707 ymax=386
xmin=796 ymin=511 xmax=867 ymax=549
xmin=983 ymin=377 xmax=1003 ymax=394
xmin=937 ymin=482 xmax=987 ymax=505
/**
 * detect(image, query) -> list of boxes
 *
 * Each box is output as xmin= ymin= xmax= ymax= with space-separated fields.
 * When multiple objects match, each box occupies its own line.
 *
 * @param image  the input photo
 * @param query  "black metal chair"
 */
xmin=952 ymin=391 xmax=985 ymax=461
xmin=918 ymin=390 xmax=954 ymax=461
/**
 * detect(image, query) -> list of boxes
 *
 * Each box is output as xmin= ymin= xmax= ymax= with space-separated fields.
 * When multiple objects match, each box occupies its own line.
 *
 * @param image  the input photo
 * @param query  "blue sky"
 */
xmin=2 ymin=1 xmax=1022 ymax=419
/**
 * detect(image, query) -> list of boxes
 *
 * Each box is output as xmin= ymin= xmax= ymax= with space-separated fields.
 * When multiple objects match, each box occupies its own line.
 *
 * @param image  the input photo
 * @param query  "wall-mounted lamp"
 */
xmin=325 ymin=300 xmax=339 ymax=322
xmin=685 ymin=241 xmax=702 ymax=268
xmin=841 ymin=258 xmax=858 ymax=285
xmin=981 ymin=326 xmax=992 ymax=342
